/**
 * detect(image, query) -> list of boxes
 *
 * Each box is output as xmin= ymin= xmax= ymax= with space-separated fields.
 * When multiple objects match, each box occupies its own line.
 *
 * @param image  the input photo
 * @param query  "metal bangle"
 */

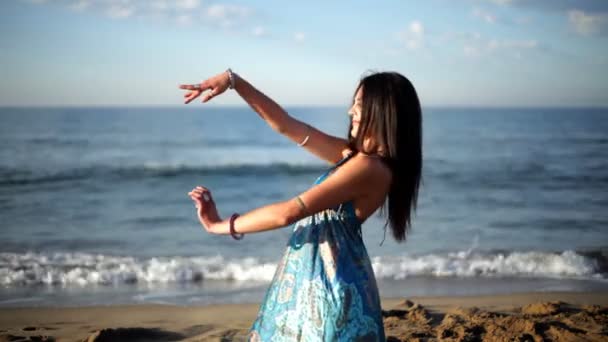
xmin=295 ymin=196 xmax=308 ymax=214
xmin=298 ymin=124 xmax=311 ymax=146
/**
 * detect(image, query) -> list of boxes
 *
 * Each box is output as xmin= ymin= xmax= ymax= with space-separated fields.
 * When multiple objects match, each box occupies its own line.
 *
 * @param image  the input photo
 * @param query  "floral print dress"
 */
xmin=248 ymin=151 xmax=386 ymax=341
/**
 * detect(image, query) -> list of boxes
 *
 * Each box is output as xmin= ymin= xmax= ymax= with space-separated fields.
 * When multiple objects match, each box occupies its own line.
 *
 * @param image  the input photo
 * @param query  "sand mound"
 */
xmin=521 ymin=301 xmax=566 ymax=316
xmin=384 ymin=299 xmax=608 ymax=342
xmin=3 ymin=296 xmax=606 ymax=341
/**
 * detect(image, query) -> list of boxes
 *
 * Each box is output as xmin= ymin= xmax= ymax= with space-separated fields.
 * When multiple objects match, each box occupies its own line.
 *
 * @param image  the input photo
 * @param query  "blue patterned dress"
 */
xmin=248 ymin=151 xmax=386 ymax=341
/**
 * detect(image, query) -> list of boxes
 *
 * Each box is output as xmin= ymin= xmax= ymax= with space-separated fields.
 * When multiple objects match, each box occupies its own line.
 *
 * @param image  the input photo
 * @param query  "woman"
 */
xmin=181 ymin=69 xmax=422 ymax=341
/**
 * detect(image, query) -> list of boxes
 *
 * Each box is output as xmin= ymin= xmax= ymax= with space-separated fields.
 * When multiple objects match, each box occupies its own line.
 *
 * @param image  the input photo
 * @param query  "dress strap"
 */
xmin=333 ymin=150 xmax=355 ymax=169
xmin=314 ymin=150 xmax=356 ymax=184
xmin=332 ymin=151 xmax=356 ymax=216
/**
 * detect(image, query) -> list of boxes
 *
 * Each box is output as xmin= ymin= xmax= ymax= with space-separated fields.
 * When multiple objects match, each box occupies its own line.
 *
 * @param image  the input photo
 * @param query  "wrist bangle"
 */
xmin=229 ymin=213 xmax=244 ymax=240
xmin=298 ymin=124 xmax=311 ymax=147
xmin=227 ymin=68 xmax=236 ymax=90
xmin=295 ymin=195 xmax=308 ymax=215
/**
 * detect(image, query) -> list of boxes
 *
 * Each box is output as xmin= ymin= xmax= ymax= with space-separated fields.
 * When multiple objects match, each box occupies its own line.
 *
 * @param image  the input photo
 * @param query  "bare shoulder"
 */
xmin=356 ymin=152 xmax=392 ymax=177
xmin=339 ymin=151 xmax=393 ymax=187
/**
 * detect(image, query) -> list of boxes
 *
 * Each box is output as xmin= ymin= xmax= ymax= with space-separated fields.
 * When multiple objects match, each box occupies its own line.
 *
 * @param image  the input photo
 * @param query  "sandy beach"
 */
xmin=0 ymin=291 xmax=606 ymax=341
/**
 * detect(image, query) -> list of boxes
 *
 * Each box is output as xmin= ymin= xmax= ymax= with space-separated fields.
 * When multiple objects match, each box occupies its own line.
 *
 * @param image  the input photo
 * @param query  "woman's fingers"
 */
xmin=189 ymin=190 xmax=204 ymax=197
xmin=183 ymin=89 xmax=215 ymax=104
xmin=184 ymin=91 xmax=201 ymax=104
xmin=188 ymin=186 xmax=213 ymax=203
xmin=195 ymin=186 xmax=210 ymax=192
xmin=202 ymin=91 xmax=214 ymax=103
xmin=179 ymin=81 xmax=221 ymax=104
xmin=189 ymin=193 xmax=205 ymax=209
xmin=179 ymin=82 xmax=213 ymax=94
xmin=190 ymin=197 xmax=202 ymax=208
xmin=179 ymin=82 xmax=208 ymax=91
xmin=190 ymin=197 xmax=201 ymax=208
xmin=180 ymin=82 xmax=208 ymax=104
xmin=197 ymin=187 xmax=213 ymax=202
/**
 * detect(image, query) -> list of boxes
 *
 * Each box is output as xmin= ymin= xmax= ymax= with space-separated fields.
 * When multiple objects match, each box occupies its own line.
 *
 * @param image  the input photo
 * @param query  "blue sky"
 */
xmin=0 ymin=0 xmax=607 ymax=107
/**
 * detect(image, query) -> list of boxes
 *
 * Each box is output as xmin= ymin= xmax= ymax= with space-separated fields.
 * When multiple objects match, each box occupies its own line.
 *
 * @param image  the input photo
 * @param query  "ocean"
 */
xmin=0 ymin=106 xmax=606 ymax=307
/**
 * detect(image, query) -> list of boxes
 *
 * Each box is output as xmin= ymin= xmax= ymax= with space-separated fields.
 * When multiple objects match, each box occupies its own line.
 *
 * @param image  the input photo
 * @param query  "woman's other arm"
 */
xmin=189 ymin=154 xmax=384 ymax=235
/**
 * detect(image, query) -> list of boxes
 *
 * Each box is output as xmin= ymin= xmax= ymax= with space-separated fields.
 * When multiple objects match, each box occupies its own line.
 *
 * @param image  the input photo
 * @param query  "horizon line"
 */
xmin=1 ymin=104 xmax=608 ymax=110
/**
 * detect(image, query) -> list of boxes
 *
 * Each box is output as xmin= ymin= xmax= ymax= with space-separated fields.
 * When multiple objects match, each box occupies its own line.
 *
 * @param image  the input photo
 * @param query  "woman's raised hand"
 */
xmin=179 ymin=71 xmax=230 ymax=104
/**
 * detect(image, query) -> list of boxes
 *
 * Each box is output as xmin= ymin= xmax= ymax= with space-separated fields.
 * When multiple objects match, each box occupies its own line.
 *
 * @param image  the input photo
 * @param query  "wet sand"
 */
xmin=0 ymin=291 xmax=606 ymax=341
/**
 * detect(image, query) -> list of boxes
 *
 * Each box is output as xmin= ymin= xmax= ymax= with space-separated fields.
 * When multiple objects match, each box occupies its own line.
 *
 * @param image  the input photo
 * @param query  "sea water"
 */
xmin=0 ymin=106 xmax=606 ymax=306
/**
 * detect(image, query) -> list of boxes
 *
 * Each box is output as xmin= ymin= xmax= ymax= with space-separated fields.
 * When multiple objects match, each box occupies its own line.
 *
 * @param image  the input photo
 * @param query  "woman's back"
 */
xmin=346 ymin=150 xmax=393 ymax=225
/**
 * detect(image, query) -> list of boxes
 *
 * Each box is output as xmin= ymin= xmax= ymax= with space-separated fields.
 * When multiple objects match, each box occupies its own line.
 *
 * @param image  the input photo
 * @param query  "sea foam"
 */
xmin=1 ymin=249 xmax=603 ymax=287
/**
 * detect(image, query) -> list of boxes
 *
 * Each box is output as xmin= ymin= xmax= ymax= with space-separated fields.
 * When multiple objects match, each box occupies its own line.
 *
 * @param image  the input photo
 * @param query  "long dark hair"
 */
xmin=346 ymin=71 xmax=422 ymax=243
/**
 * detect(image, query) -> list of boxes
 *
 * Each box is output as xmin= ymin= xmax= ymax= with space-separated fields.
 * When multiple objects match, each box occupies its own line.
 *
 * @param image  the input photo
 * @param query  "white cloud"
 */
xmin=463 ymin=45 xmax=480 ymax=57
xmin=23 ymin=0 xmax=262 ymax=35
xmin=568 ymin=10 xmax=608 ymax=36
xmin=106 ymin=4 xmax=134 ymax=19
xmin=472 ymin=7 xmax=496 ymax=24
xmin=294 ymin=32 xmax=306 ymax=42
xmin=24 ymin=0 xmax=137 ymax=18
xmin=469 ymin=38 xmax=537 ymax=58
xmin=69 ymin=0 xmax=90 ymax=11
xmin=252 ymin=26 xmax=266 ymax=37
xmin=513 ymin=15 xmax=532 ymax=25
xmin=409 ymin=21 xmax=424 ymax=35
xmin=397 ymin=20 xmax=425 ymax=51
xmin=482 ymin=0 xmax=608 ymax=13
xmin=444 ymin=31 xmax=538 ymax=58
xmin=488 ymin=38 xmax=537 ymax=50
xmin=206 ymin=4 xmax=251 ymax=19
xmin=176 ymin=14 xmax=192 ymax=26
xmin=176 ymin=0 xmax=200 ymax=10
xmin=487 ymin=0 xmax=513 ymax=5
xmin=482 ymin=1 xmax=608 ymax=34
xmin=150 ymin=1 xmax=168 ymax=11
xmin=205 ymin=4 xmax=252 ymax=28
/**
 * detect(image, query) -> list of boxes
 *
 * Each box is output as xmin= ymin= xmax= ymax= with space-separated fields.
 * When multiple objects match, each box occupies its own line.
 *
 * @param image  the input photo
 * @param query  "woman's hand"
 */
xmin=179 ymin=71 xmax=230 ymax=104
xmin=188 ymin=186 xmax=223 ymax=234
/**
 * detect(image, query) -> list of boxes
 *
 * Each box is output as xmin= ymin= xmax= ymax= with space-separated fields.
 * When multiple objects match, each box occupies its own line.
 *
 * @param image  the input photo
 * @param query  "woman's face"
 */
xmin=348 ymin=87 xmax=363 ymax=138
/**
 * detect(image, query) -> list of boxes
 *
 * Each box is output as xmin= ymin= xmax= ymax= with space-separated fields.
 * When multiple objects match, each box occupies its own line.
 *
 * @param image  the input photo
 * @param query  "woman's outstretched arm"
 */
xmin=188 ymin=153 xmax=386 ymax=235
xmin=232 ymin=74 xmax=350 ymax=164
xmin=179 ymin=70 xmax=349 ymax=164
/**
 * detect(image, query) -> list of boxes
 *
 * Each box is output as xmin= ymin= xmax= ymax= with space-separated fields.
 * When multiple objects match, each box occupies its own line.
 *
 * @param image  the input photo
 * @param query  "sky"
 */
xmin=0 ymin=0 xmax=607 ymax=107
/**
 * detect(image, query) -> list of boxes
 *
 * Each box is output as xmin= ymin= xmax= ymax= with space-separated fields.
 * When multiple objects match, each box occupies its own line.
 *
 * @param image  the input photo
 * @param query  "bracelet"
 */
xmin=298 ymin=124 xmax=311 ymax=147
xmin=295 ymin=196 xmax=308 ymax=215
xmin=227 ymin=68 xmax=236 ymax=89
xmin=229 ymin=213 xmax=244 ymax=240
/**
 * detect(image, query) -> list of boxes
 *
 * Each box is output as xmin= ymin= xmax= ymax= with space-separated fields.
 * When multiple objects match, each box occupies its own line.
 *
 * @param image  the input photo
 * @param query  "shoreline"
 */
xmin=0 ymin=291 xmax=606 ymax=341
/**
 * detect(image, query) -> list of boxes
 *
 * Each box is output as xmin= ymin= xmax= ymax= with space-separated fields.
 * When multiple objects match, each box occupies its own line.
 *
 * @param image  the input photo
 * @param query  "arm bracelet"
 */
xmin=298 ymin=124 xmax=311 ymax=147
xmin=227 ymin=68 xmax=236 ymax=89
xmin=229 ymin=213 xmax=244 ymax=240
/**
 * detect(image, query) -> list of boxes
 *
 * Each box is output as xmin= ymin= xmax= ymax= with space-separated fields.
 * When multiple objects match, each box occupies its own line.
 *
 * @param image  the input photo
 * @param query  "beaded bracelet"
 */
xmin=227 ymin=68 xmax=236 ymax=89
xmin=229 ymin=213 xmax=244 ymax=240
